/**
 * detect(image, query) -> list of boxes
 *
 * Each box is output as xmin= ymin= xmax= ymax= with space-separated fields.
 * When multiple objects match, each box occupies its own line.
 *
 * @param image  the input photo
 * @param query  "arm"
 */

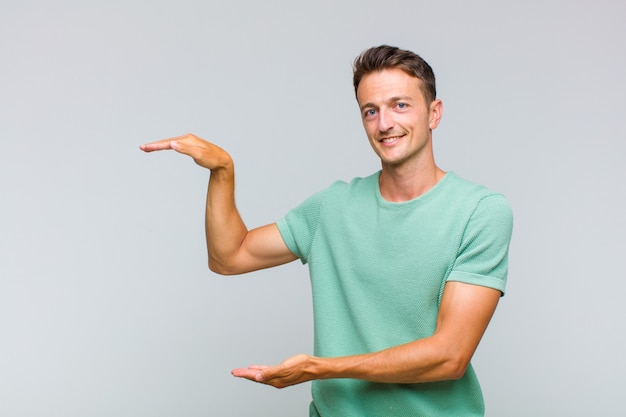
xmin=232 ymin=281 xmax=500 ymax=387
xmin=140 ymin=134 xmax=297 ymax=274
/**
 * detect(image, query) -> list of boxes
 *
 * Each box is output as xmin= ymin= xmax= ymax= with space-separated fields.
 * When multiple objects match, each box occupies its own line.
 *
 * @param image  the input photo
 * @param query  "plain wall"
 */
xmin=1 ymin=0 xmax=625 ymax=415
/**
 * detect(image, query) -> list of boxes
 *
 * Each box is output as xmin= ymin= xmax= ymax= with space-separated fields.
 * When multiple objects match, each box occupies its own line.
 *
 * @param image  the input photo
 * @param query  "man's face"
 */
xmin=356 ymin=68 xmax=441 ymax=170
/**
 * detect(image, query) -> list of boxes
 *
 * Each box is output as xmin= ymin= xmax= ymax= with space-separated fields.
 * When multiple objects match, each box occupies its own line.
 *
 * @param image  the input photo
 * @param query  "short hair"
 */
xmin=352 ymin=45 xmax=436 ymax=103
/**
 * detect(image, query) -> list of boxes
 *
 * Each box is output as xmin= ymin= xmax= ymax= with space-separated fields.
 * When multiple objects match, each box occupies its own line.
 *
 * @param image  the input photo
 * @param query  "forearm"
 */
xmin=204 ymin=161 xmax=249 ymax=274
xmin=314 ymin=336 xmax=467 ymax=384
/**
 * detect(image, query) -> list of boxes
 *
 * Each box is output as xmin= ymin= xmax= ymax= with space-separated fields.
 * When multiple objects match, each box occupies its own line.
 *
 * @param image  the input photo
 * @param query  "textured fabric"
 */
xmin=277 ymin=171 xmax=513 ymax=417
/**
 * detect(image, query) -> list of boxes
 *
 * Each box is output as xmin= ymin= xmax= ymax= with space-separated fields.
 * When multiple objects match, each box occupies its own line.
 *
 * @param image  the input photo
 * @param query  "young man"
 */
xmin=141 ymin=45 xmax=513 ymax=416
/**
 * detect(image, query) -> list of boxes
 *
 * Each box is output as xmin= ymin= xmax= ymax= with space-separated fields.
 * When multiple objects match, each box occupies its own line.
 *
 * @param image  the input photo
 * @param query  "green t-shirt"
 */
xmin=277 ymin=171 xmax=513 ymax=417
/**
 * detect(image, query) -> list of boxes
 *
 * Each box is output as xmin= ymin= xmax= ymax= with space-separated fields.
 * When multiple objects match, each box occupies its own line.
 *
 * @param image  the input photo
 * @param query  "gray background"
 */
xmin=1 ymin=0 xmax=624 ymax=416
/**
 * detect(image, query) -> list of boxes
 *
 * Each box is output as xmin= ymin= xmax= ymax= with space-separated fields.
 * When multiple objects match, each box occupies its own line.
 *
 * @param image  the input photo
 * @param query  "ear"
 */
xmin=428 ymin=99 xmax=443 ymax=130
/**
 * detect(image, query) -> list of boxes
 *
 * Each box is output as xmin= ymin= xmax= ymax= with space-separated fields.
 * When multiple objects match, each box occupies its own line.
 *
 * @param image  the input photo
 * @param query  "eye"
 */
xmin=396 ymin=102 xmax=407 ymax=109
xmin=364 ymin=109 xmax=377 ymax=118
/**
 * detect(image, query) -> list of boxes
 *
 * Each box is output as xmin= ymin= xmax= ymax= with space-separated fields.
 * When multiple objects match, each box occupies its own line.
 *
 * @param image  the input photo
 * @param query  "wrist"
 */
xmin=209 ymin=157 xmax=234 ymax=180
xmin=308 ymin=355 xmax=353 ymax=381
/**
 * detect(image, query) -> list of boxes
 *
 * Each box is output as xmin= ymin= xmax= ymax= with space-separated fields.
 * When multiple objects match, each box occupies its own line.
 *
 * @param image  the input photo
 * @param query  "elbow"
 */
xmin=207 ymin=246 xmax=247 ymax=275
xmin=440 ymin=355 xmax=471 ymax=381
xmin=208 ymin=257 xmax=240 ymax=275
xmin=208 ymin=251 xmax=252 ymax=275
xmin=208 ymin=263 xmax=227 ymax=275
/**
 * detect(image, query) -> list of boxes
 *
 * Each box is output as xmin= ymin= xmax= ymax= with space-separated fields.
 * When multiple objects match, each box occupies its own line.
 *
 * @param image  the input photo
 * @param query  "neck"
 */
xmin=379 ymin=162 xmax=446 ymax=202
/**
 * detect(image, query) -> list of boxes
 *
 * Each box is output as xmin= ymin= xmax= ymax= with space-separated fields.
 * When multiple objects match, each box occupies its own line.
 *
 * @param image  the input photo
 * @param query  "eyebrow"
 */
xmin=359 ymin=95 xmax=414 ymax=111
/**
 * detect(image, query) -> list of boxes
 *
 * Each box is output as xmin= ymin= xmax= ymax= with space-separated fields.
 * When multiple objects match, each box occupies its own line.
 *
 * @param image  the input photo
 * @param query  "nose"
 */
xmin=378 ymin=108 xmax=394 ymax=132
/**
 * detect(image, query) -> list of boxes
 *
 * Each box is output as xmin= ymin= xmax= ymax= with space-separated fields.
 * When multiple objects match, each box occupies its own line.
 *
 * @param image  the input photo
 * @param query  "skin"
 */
xmin=140 ymin=67 xmax=501 ymax=388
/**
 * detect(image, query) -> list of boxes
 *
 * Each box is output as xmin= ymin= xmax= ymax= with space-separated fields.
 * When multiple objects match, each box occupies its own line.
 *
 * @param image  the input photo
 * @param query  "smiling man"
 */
xmin=141 ymin=45 xmax=513 ymax=417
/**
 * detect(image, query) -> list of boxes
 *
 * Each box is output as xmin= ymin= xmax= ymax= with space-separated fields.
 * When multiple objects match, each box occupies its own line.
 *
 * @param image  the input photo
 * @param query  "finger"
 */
xmin=231 ymin=367 xmax=265 ymax=382
xmin=247 ymin=365 xmax=270 ymax=371
xmin=139 ymin=139 xmax=175 ymax=152
xmin=140 ymin=133 xmax=196 ymax=152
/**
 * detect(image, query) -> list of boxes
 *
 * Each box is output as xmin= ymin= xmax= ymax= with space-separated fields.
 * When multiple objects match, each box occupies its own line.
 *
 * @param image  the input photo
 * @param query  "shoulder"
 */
xmin=318 ymin=171 xmax=380 ymax=200
xmin=434 ymin=173 xmax=513 ymax=238
xmin=331 ymin=171 xmax=379 ymax=190
xmin=285 ymin=172 xmax=378 ymax=216
xmin=445 ymin=173 xmax=511 ymax=210
xmin=446 ymin=173 xmax=513 ymax=240
xmin=444 ymin=172 xmax=495 ymax=197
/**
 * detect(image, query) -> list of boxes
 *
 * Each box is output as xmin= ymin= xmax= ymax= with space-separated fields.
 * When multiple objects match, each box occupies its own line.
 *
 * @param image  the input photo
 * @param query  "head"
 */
xmin=353 ymin=47 xmax=443 ymax=173
xmin=353 ymin=45 xmax=436 ymax=104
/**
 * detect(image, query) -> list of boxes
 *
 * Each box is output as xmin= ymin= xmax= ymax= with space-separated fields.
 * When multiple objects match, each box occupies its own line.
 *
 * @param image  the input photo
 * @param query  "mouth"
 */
xmin=378 ymin=134 xmax=404 ymax=144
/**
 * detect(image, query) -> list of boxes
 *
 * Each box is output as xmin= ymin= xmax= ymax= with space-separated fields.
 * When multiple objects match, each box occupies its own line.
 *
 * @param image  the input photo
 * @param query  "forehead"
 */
xmin=356 ymin=68 xmax=424 ymax=106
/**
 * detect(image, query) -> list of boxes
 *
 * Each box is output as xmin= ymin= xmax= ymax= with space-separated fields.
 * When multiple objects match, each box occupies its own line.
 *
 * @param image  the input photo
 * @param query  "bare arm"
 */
xmin=140 ymin=134 xmax=297 ymax=274
xmin=232 ymin=281 xmax=500 ymax=387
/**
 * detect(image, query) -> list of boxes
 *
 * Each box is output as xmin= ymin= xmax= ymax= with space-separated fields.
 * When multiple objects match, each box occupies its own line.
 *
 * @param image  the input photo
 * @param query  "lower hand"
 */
xmin=231 ymin=354 xmax=319 ymax=389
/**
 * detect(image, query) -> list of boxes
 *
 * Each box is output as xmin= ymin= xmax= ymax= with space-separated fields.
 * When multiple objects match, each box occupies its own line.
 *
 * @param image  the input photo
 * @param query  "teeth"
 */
xmin=381 ymin=136 xmax=400 ymax=143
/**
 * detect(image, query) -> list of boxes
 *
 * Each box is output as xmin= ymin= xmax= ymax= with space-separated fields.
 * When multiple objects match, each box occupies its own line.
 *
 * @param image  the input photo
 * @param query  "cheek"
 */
xmin=362 ymin=121 xmax=377 ymax=138
xmin=402 ymin=115 xmax=428 ymax=131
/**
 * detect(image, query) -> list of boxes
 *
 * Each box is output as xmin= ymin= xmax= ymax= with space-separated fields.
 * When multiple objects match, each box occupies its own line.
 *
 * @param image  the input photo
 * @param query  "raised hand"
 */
xmin=140 ymin=133 xmax=232 ymax=171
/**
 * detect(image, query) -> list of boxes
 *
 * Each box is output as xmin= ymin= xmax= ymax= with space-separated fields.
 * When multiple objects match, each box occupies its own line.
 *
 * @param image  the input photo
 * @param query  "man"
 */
xmin=141 ymin=45 xmax=513 ymax=416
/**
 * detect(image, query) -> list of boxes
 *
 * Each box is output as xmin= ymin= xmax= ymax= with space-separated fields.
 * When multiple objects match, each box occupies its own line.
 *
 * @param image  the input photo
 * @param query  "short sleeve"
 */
xmin=276 ymin=187 xmax=329 ymax=264
xmin=447 ymin=194 xmax=513 ymax=295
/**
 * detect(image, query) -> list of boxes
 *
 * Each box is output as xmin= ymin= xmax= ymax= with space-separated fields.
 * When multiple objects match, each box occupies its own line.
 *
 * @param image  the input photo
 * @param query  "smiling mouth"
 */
xmin=379 ymin=135 xmax=404 ymax=144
